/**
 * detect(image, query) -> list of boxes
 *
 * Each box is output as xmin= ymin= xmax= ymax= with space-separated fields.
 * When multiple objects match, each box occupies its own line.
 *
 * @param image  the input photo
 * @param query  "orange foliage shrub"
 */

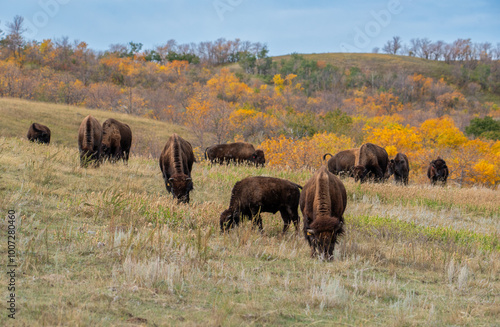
xmin=260 ymin=133 xmax=354 ymax=169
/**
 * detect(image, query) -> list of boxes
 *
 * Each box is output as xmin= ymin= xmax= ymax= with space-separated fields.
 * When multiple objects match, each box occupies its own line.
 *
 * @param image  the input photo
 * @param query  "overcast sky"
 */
xmin=1 ymin=0 xmax=499 ymax=55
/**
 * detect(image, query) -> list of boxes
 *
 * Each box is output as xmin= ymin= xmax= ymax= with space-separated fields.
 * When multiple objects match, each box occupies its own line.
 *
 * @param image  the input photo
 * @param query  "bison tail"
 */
xmin=322 ymin=153 xmax=333 ymax=160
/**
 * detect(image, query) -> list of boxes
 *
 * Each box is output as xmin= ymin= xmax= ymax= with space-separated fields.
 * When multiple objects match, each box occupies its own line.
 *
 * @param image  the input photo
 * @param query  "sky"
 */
xmin=1 ymin=0 xmax=499 ymax=56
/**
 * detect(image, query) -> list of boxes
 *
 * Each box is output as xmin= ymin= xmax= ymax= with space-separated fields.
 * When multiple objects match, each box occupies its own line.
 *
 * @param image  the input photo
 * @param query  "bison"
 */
xmin=78 ymin=115 xmax=102 ymax=167
xmin=323 ymin=148 xmax=360 ymax=177
xmin=387 ymin=153 xmax=410 ymax=185
xmin=159 ymin=133 xmax=195 ymax=204
xmin=27 ymin=123 xmax=51 ymax=144
xmin=205 ymin=142 xmax=265 ymax=167
xmin=427 ymin=157 xmax=449 ymax=186
xmin=102 ymin=118 xmax=132 ymax=163
xmin=300 ymin=166 xmax=347 ymax=260
xmin=352 ymin=143 xmax=389 ymax=183
xmin=220 ymin=176 xmax=302 ymax=233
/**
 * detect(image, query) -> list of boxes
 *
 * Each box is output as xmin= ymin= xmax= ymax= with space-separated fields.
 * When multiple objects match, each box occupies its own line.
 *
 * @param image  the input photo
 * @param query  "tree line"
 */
xmin=379 ymin=36 xmax=500 ymax=62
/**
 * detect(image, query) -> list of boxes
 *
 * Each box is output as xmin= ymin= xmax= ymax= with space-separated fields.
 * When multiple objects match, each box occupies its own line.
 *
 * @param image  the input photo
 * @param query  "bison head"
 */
xmin=306 ymin=217 xmax=344 ymax=260
xmin=250 ymin=150 xmax=266 ymax=167
xmin=167 ymin=174 xmax=193 ymax=204
xmin=353 ymin=165 xmax=366 ymax=182
xmin=394 ymin=158 xmax=407 ymax=175
xmin=219 ymin=209 xmax=239 ymax=232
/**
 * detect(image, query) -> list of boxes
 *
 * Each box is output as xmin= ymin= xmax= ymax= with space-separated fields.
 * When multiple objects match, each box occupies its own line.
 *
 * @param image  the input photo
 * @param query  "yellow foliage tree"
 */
xmin=206 ymin=68 xmax=251 ymax=102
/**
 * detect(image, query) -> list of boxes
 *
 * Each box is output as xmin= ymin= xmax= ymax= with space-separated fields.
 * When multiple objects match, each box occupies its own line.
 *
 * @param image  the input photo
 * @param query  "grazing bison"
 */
xmin=300 ymin=166 xmax=347 ymax=260
xmin=427 ymin=157 xmax=449 ymax=186
xmin=205 ymin=142 xmax=265 ymax=167
xmin=353 ymin=143 xmax=389 ymax=183
xmin=78 ymin=115 xmax=102 ymax=167
xmin=27 ymin=123 xmax=51 ymax=144
xmin=159 ymin=134 xmax=195 ymax=204
xmin=102 ymin=118 xmax=132 ymax=163
xmin=387 ymin=153 xmax=410 ymax=185
xmin=323 ymin=148 xmax=360 ymax=177
xmin=220 ymin=176 xmax=302 ymax=233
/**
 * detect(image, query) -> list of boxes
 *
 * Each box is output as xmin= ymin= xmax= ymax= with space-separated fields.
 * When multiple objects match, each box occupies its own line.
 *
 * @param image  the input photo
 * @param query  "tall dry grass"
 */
xmin=0 ymin=136 xmax=498 ymax=326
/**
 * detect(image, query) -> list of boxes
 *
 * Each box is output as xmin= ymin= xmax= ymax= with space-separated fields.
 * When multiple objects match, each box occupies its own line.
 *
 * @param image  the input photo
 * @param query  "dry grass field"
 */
xmin=0 ymin=99 xmax=499 ymax=326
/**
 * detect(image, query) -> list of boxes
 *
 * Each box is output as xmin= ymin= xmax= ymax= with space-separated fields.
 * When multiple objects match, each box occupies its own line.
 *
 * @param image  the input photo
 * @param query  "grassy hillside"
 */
xmin=0 ymin=97 xmax=195 ymax=158
xmin=272 ymin=53 xmax=453 ymax=79
xmin=0 ymin=102 xmax=498 ymax=326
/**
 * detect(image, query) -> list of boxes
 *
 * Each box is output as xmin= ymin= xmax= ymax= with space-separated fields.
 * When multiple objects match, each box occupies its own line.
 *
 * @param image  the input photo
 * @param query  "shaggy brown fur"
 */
xmin=205 ymin=142 xmax=265 ymax=167
xmin=78 ymin=115 xmax=102 ymax=167
xmin=323 ymin=148 xmax=360 ymax=177
xmin=159 ymin=134 xmax=195 ymax=203
xmin=27 ymin=123 xmax=51 ymax=144
xmin=300 ymin=166 xmax=347 ymax=260
xmin=102 ymin=118 xmax=132 ymax=163
xmin=427 ymin=156 xmax=449 ymax=186
xmin=387 ymin=153 xmax=410 ymax=185
xmin=220 ymin=176 xmax=302 ymax=233
xmin=353 ymin=143 xmax=389 ymax=183
xmin=101 ymin=124 xmax=121 ymax=162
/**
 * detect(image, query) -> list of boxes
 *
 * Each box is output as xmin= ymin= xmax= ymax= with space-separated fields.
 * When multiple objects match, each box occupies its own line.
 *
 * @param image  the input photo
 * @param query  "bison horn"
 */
xmin=186 ymin=177 xmax=192 ymax=181
xmin=168 ymin=178 xmax=174 ymax=182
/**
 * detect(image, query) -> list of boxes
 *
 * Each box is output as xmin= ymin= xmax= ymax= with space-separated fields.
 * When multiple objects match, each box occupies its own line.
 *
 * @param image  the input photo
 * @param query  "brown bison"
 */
xmin=323 ymin=148 xmax=360 ymax=177
xmin=78 ymin=115 xmax=102 ymax=167
xmin=427 ymin=157 xmax=449 ymax=186
xmin=220 ymin=176 xmax=302 ymax=233
xmin=300 ymin=166 xmax=347 ymax=260
xmin=27 ymin=123 xmax=51 ymax=144
xmin=352 ymin=143 xmax=389 ymax=183
xmin=205 ymin=142 xmax=265 ymax=167
xmin=387 ymin=153 xmax=410 ymax=185
xmin=159 ymin=134 xmax=195 ymax=203
xmin=102 ymin=118 xmax=132 ymax=163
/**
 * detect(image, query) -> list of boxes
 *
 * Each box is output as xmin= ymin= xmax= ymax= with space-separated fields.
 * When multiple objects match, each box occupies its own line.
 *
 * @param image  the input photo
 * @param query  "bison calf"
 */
xmin=27 ymin=123 xmax=51 ymax=144
xmin=220 ymin=176 xmax=301 ymax=233
xmin=300 ymin=166 xmax=346 ymax=260
xmin=427 ymin=157 xmax=449 ymax=186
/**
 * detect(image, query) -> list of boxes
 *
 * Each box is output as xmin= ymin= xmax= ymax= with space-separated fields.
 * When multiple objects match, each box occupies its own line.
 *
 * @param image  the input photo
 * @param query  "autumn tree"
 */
xmin=183 ymin=86 xmax=232 ymax=147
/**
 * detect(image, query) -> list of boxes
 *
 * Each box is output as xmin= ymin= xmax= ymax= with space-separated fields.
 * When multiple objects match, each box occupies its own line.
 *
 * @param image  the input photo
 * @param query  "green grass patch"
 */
xmin=349 ymin=214 xmax=500 ymax=252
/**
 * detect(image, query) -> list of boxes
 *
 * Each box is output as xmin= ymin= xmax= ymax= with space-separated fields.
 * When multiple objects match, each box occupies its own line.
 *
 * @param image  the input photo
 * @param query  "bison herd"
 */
xmin=27 ymin=117 xmax=451 ymax=260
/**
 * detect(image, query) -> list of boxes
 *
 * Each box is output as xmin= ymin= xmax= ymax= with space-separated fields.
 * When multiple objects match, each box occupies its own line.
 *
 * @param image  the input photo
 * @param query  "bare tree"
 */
xmin=382 ymin=36 xmax=402 ymax=55
xmin=2 ymin=15 xmax=26 ymax=59
xmin=430 ymin=40 xmax=445 ymax=60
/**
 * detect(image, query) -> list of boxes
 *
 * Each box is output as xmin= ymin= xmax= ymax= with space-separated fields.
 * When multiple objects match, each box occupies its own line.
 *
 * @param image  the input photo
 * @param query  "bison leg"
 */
xmin=358 ymin=168 xmax=370 ymax=183
xmin=249 ymin=207 xmax=263 ymax=231
xmin=372 ymin=166 xmax=384 ymax=182
xmin=279 ymin=209 xmax=291 ymax=233
xmin=280 ymin=207 xmax=299 ymax=233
